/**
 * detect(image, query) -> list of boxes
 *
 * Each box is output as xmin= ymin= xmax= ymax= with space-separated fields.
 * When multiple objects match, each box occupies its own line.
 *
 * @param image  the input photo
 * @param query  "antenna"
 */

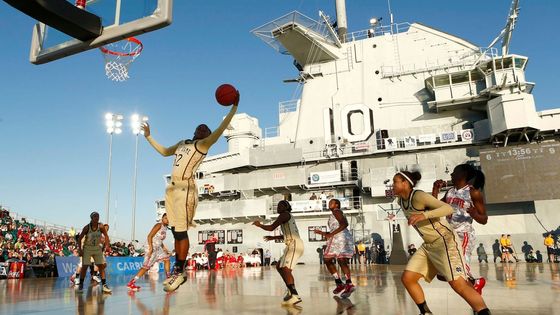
xmin=387 ymin=0 xmax=394 ymax=34
xmin=472 ymin=0 xmax=520 ymax=66
xmin=502 ymin=0 xmax=520 ymax=55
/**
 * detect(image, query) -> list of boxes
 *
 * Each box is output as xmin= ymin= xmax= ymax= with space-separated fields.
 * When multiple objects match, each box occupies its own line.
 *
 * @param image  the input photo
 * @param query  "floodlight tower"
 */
xmin=104 ymin=113 xmax=123 ymax=226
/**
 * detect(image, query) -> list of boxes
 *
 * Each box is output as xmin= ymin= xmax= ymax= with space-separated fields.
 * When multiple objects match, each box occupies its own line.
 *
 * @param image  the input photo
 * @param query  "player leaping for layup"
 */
xmin=142 ymin=92 xmax=239 ymax=292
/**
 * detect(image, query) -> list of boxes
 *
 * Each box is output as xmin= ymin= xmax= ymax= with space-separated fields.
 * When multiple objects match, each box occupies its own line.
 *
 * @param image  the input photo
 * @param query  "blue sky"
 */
xmin=0 ymin=0 xmax=558 ymax=242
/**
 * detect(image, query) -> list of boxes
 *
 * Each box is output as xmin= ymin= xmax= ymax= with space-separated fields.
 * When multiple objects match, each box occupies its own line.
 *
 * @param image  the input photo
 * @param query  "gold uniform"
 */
xmin=278 ymin=214 xmax=304 ymax=270
xmin=82 ymin=223 xmax=105 ymax=264
xmin=400 ymin=190 xmax=467 ymax=282
xmin=166 ymin=140 xmax=205 ymax=232
xmin=146 ymin=105 xmax=238 ymax=233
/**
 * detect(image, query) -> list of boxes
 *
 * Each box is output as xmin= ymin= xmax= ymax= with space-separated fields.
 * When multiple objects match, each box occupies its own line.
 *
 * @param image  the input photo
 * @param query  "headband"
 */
xmin=398 ymin=172 xmax=414 ymax=186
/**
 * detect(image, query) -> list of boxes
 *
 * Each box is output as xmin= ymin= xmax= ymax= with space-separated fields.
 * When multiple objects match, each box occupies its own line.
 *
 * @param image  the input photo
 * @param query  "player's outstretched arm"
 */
xmin=142 ymin=122 xmax=180 ymax=157
xmin=198 ymin=93 xmax=240 ymax=152
xmin=252 ymin=212 xmax=289 ymax=232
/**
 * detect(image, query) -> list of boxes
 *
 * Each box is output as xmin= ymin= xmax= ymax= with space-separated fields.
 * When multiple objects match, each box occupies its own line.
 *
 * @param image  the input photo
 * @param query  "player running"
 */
xmin=127 ymin=210 xmax=171 ymax=291
xmin=432 ymin=163 xmax=488 ymax=294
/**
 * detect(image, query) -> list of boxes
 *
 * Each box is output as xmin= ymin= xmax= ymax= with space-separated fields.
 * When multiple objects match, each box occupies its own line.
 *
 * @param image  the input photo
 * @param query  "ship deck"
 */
xmin=0 ymin=262 xmax=558 ymax=314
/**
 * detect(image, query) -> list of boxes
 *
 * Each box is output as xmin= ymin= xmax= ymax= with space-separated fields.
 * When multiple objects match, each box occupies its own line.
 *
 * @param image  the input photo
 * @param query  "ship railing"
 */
xmin=251 ymin=11 xmax=339 ymax=54
xmin=343 ymin=22 xmax=411 ymax=42
xmin=301 ymin=128 xmax=474 ymax=160
xmin=272 ymin=196 xmax=362 ymax=214
xmin=381 ymin=47 xmax=499 ymax=78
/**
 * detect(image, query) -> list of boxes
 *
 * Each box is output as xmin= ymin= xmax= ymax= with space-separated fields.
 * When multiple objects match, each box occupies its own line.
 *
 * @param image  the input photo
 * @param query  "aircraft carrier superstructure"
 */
xmin=160 ymin=0 xmax=560 ymax=263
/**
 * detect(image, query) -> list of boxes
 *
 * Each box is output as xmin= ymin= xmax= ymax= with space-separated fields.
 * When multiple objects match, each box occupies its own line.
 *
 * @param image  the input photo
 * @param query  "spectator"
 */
xmin=369 ymin=243 xmax=377 ymax=264
xmin=521 ymin=241 xmax=534 ymax=262
xmin=317 ymin=247 xmax=324 ymax=265
xmin=309 ymin=193 xmax=317 ymax=200
xmin=365 ymin=245 xmax=371 ymax=264
xmin=536 ymin=250 xmax=543 ymax=263
xmin=320 ymin=192 xmax=327 ymax=211
xmin=507 ymin=235 xmax=519 ymax=262
xmin=545 ymin=234 xmax=555 ymax=263
xmin=264 ymin=249 xmax=271 ymax=266
xmin=492 ymin=239 xmax=501 ymax=263
xmin=477 ymin=243 xmax=488 ymax=263
xmin=357 ymin=241 xmax=366 ymax=264
xmin=68 ymin=227 xmax=76 ymax=238
xmin=526 ymin=250 xmax=537 ymax=263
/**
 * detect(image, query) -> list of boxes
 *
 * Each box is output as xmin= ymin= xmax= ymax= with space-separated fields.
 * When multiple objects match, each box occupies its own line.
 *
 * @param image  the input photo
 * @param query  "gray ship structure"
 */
xmin=157 ymin=0 xmax=560 ymax=263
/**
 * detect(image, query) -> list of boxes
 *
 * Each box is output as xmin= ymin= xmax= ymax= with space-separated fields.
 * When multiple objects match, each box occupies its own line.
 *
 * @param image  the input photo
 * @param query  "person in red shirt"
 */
xmin=237 ymin=254 xmax=244 ymax=268
xmin=204 ymin=234 xmax=218 ymax=269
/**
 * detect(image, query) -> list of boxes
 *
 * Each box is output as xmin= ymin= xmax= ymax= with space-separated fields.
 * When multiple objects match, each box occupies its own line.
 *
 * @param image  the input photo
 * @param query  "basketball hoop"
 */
xmin=387 ymin=213 xmax=396 ymax=222
xmin=99 ymin=37 xmax=143 ymax=82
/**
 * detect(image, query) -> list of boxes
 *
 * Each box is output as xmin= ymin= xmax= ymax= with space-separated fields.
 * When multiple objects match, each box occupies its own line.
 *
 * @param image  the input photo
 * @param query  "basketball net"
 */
xmin=99 ymin=37 xmax=143 ymax=82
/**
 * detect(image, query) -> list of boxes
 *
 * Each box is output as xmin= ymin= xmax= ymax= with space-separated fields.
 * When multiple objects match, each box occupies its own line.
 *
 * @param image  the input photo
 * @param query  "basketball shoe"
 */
xmin=102 ymin=284 xmax=112 ymax=294
xmin=340 ymin=283 xmax=355 ymax=298
xmin=472 ymin=277 xmax=486 ymax=295
xmin=332 ymin=283 xmax=346 ymax=295
xmin=163 ymin=270 xmax=185 ymax=292
xmin=281 ymin=294 xmax=302 ymax=306
xmin=127 ymin=280 xmax=140 ymax=291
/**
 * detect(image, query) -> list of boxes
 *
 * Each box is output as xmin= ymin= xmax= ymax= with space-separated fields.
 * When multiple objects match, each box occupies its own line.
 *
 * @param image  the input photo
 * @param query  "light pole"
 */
xmin=104 ymin=113 xmax=123 ymax=227
xmin=130 ymin=114 xmax=148 ymax=241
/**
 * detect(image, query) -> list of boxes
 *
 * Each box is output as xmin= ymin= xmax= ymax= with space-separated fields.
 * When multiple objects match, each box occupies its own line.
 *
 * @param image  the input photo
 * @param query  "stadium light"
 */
xmin=104 ymin=113 xmax=123 ymax=227
xmin=130 ymin=114 xmax=148 ymax=241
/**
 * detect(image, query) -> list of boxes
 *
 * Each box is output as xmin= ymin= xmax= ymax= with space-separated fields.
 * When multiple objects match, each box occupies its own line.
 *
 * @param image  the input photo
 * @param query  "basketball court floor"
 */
xmin=0 ymin=262 xmax=558 ymax=315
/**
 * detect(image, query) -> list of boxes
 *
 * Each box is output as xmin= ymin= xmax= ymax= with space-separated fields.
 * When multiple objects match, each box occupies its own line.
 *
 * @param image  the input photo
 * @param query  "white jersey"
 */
xmin=445 ymin=185 xmax=475 ymax=234
xmin=171 ymin=140 xmax=206 ymax=182
xmin=280 ymin=214 xmax=301 ymax=243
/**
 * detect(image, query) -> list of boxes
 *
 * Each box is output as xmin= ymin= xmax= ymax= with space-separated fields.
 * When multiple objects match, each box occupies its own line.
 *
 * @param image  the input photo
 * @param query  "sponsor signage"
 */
xmin=55 ymin=257 xmax=173 ymax=277
xmin=418 ymin=134 xmax=436 ymax=143
xmin=460 ymin=129 xmax=474 ymax=141
xmin=403 ymin=136 xmax=417 ymax=148
xmin=440 ymin=131 xmax=457 ymax=142
xmin=384 ymin=138 xmax=398 ymax=150
xmin=310 ymin=170 xmax=342 ymax=184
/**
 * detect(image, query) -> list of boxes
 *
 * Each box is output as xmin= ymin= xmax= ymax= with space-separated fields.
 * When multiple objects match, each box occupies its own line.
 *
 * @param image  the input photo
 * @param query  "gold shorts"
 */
xmin=165 ymin=179 xmax=198 ymax=232
xmin=279 ymin=239 xmax=304 ymax=270
xmin=82 ymin=246 xmax=105 ymax=265
xmin=405 ymin=233 xmax=467 ymax=282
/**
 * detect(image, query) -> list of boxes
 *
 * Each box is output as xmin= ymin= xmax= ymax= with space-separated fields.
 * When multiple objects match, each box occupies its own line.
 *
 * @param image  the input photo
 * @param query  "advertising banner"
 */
xmin=309 ymin=170 xmax=341 ymax=184
xmin=55 ymin=256 xmax=174 ymax=277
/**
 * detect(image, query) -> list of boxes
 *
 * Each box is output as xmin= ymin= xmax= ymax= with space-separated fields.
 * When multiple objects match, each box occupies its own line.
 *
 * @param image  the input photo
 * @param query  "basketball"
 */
xmin=215 ymin=84 xmax=239 ymax=106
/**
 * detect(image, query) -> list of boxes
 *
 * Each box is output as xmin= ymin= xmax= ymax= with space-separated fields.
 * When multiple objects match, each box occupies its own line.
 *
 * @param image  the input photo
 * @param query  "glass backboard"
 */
xmin=29 ymin=0 xmax=172 ymax=64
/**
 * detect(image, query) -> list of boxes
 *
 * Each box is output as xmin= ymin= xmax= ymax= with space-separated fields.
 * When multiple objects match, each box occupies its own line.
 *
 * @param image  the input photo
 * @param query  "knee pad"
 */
xmin=171 ymin=228 xmax=189 ymax=241
xmin=336 ymin=258 xmax=349 ymax=266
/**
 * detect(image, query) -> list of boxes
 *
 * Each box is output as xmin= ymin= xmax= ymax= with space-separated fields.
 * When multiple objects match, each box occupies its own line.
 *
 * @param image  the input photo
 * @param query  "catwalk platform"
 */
xmin=0 ymin=263 xmax=558 ymax=315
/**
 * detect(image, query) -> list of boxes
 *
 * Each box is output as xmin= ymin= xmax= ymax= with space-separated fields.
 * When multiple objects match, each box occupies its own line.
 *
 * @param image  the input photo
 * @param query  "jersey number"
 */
xmin=174 ymin=154 xmax=183 ymax=166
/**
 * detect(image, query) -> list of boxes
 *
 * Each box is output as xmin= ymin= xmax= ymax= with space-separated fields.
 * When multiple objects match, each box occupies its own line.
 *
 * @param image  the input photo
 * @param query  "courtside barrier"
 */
xmin=55 ymin=256 xmax=173 ymax=277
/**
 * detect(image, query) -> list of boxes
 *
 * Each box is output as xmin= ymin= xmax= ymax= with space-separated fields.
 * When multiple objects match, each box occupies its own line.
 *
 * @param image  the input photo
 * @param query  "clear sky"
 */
xmin=1 ymin=0 xmax=558 ymax=242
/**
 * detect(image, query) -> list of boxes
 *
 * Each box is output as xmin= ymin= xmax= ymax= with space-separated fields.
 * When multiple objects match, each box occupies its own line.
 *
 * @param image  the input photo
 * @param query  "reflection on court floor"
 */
xmin=0 ymin=263 xmax=558 ymax=314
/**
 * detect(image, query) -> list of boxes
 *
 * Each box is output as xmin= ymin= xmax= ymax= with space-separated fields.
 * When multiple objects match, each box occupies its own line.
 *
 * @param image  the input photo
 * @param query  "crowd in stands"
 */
xmin=187 ymin=249 xmax=263 ymax=270
xmin=0 ymin=208 xmax=143 ymax=277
